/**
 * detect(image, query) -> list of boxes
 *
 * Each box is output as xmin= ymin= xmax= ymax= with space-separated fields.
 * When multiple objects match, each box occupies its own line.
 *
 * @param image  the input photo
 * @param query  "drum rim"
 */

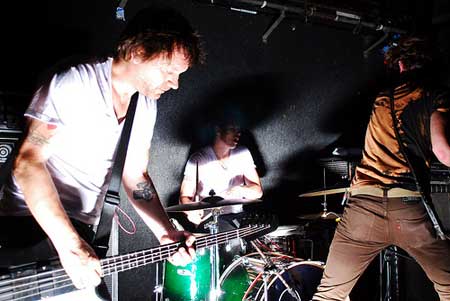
xmin=254 ymin=260 xmax=325 ymax=300
xmin=219 ymin=251 xmax=303 ymax=284
xmin=219 ymin=250 xmax=324 ymax=298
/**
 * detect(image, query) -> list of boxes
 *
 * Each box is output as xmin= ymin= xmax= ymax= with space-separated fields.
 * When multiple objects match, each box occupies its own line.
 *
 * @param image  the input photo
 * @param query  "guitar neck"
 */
xmin=100 ymin=224 xmax=266 ymax=276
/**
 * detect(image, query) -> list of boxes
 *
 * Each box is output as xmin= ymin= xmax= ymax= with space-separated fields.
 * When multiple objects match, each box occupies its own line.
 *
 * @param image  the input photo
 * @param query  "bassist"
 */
xmin=0 ymin=5 xmax=204 ymax=299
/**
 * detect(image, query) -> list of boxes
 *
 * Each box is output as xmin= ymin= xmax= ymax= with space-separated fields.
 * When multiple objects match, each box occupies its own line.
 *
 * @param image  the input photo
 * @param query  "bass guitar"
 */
xmin=0 ymin=213 xmax=277 ymax=301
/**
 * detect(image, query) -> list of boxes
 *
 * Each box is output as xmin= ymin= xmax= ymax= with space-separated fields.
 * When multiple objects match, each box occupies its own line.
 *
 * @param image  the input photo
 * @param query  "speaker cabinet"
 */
xmin=1 ymin=93 xmax=26 ymax=169
xmin=0 ymin=134 xmax=20 ymax=167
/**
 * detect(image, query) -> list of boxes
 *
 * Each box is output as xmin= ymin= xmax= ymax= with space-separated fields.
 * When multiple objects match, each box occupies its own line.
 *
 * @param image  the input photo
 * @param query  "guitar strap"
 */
xmin=93 ymin=92 xmax=139 ymax=257
xmin=388 ymin=88 xmax=447 ymax=240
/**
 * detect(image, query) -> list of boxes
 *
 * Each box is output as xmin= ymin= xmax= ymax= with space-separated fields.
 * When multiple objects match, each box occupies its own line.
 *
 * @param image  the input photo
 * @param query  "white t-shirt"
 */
xmin=183 ymin=145 xmax=256 ymax=200
xmin=0 ymin=58 xmax=157 ymax=225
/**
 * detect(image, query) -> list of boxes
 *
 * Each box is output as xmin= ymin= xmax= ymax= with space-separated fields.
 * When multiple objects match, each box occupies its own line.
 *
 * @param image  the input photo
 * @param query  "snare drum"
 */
xmin=219 ymin=252 xmax=323 ymax=301
xmin=259 ymin=225 xmax=312 ymax=259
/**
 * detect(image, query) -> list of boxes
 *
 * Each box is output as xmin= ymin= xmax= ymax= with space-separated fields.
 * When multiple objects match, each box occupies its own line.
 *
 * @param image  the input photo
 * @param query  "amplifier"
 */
xmin=0 ymin=132 xmax=21 ymax=169
xmin=1 ymin=92 xmax=26 ymax=168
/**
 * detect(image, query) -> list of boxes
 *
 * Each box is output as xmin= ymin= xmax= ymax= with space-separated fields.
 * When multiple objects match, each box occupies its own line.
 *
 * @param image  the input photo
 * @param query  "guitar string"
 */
xmin=0 ymin=225 xmax=261 ymax=296
xmin=101 ymin=226 xmax=263 ymax=275
xmin=0 ymin=225 xmax=262 ymax=292
xmin=101 ymin=226 xmax=262 ymax=274
xmin=0 ymin=228 xmax=263 ymax=301
xmin=0 ymin=225 xmax=268 ymax=300
xmin=0 ymin=281 xmax=77 ymax=301
xmin=0 ymin=227 xmax=264 ymax=300
xmin=0 ymin=225 xmax=257 ymax=288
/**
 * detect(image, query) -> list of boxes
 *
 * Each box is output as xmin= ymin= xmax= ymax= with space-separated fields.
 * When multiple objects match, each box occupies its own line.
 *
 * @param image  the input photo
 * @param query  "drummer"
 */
xmin=179 ymin=115 xmax=263 ymax=229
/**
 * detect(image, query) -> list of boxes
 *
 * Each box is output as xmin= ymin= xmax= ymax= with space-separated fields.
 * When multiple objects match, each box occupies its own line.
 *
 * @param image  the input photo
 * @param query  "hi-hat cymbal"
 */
xmin=165 ymin=198 xmax=262 ymax=212
xmin=297 ymin=211 xmax=342 ymax=220
xmin=299 ymin=187 xmax=349 ymax=198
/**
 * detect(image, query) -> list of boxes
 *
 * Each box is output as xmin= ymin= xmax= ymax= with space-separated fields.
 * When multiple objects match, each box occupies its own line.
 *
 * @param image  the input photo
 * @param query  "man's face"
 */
xmin=218 ymin=126 xmax=241 ymax=148
xmin=133 ymin=48 xmax=190 ymax=100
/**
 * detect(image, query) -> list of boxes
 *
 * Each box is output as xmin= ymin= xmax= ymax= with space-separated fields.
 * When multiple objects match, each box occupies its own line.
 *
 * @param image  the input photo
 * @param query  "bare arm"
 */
xmin=179 ymin=177 xmax=204 ymax=225
xmin=122 ymin=147 xmax=195 ymax=265
xmin=13 ymin=118 xmax=101 ymax=289
xmin=223 ymin=167 xmax=263 ymax=200
xmin=431 ymin=111 xmax=450 ymax=167
xmin=179 ymin=177 xmax=196 ymax=204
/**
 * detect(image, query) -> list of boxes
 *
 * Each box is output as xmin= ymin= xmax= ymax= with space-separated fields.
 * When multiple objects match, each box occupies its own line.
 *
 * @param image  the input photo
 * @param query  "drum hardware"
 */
xmin=219 ymin=251 xmax=323 ymax=301
xmin=299 ymin=186 xmax=349 ymax=198
xmin=165 ymin=198 xmax=263 ymax=212
xmin=298 ymin=168 xmax=345 ymax=224
xmin=204 ymin=207 xmax=222 ymax=301
xmin=297 ymin=211 xmax=342 ymax=221
xmin=247 ymin=241 xmax=301 ymax=300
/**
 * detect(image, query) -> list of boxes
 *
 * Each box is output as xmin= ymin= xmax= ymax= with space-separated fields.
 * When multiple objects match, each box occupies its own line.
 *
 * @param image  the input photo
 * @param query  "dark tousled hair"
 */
xmin=115 ymin=6 xmax=205 ymax=66
xmin=384 ymin=35 xmax=432 ymax=72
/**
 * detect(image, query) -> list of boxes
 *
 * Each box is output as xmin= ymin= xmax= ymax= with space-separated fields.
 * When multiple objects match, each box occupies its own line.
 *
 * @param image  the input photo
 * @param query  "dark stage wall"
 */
xmin=1 ymin=0 xmax=449 ymax=300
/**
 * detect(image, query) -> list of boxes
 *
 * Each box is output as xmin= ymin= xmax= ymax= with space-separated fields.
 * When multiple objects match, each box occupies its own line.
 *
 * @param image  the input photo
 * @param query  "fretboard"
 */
xmin=100 ymin=223 xmax=266 ymax=276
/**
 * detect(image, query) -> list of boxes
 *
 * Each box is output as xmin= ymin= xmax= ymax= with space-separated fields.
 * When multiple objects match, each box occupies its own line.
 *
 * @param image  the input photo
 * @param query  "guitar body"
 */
xmin=0 ymin=216 xmax=107 ymax=301
xmin=0 ymin=260 xmax=99 ymax=301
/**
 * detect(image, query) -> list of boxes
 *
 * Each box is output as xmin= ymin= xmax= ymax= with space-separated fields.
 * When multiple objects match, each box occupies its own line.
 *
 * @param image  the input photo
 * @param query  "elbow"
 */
xmin=12 ymin=154 xmax=30 ymax=179
xmin=433 ymin=146 xmax=450 ymax=167
xmin=256 ymin=190 xmax=263 ymax=199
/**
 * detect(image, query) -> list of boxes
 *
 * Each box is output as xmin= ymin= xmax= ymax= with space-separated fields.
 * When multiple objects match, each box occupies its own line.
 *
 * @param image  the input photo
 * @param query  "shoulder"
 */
xmin=422 ymin=84 xmax=450 ymax=112
xmin=188 ymin=147 xmax=212 ymax=163
xmin=51 ymin=58 xmax=111 ymax=87
xmin=232 ymin=146 xmax=253 ymax=161
xmin=234 ymin=145 xmax=251 ymax=155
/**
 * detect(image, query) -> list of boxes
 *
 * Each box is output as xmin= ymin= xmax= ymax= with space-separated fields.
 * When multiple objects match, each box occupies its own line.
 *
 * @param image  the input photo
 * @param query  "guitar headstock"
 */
xmin=237 ymin=211 xmax=279 ymax=241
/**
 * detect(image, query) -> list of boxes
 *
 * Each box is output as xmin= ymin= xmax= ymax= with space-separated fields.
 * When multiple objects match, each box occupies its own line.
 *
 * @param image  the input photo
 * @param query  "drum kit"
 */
xmin=160 ymin=186 xmax=348 ymax=301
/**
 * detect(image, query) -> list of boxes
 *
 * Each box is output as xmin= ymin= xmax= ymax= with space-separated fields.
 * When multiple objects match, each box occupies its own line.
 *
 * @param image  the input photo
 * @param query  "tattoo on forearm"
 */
xmin=27 ymin=123 xmax=50 ymax=147
xmin=28 ymin=131 xmax=49 ymax=146
xmin=133 ymin=181 xmax=156 ymax=202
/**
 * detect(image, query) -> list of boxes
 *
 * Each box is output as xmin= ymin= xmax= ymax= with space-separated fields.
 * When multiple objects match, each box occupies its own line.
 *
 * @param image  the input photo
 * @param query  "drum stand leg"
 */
xmin=205 ymin=208 xmax=221 ymax=301
xmin=250 ymin=241 xmax=301 ymax=300
xmin=380 ymin=246 xmax=400 ymax=301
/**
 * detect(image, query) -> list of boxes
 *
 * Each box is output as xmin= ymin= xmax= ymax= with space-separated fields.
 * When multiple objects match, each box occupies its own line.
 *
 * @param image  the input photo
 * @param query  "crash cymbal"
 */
xmin=297 ymin=211 xmax=342 ymax=220
xmin=299 ymin=187 xmax=349 ymax=197
xmin=165 ymin=198 xmax=262 ymax=212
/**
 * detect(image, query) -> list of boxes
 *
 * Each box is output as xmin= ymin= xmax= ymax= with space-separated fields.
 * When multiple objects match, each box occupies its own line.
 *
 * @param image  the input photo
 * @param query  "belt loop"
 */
xmin=383 ymin=188 xmax=388 ymax=198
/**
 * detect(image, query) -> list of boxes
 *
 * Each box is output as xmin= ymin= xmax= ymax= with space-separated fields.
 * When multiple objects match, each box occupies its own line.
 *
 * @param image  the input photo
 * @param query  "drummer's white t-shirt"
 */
xmin=184 ymin=146 xmax=255 ymax=199
xmin=183 ymin=146 xmax=255 ymax=213
xmin=0 ymin=58 xmax=157 ymax=225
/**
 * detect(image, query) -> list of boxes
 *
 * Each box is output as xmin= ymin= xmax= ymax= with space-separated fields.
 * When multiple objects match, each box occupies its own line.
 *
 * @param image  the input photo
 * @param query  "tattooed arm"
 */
xmin=122 ymin=148 xmax=196 ymax=266
xmin=13 ymin=118 xmax=101 ymax=289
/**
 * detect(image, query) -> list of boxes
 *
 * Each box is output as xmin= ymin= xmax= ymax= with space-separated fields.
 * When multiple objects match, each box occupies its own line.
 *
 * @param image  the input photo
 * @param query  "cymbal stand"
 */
xmin=322 ymin=168 xmax=328 ymax=215
xmin=380 ymin=246 xmax=400 ymax=301
xmin=204 ymin=208 xmax=221 ymax=301
xmin=250 ymin=241 xmax=300 ymax=300
xmin=320 ymin=167 xmax=341 ymax=219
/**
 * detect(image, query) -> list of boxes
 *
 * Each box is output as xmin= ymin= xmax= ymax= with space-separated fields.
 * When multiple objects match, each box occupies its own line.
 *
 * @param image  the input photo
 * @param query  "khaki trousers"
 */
xmin=313 ymin=194 xmax=450 ymax=301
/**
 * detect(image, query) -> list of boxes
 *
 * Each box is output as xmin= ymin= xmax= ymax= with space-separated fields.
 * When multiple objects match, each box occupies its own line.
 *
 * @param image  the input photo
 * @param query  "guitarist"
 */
xmin=0 ymin=5 xmax=203 ymax=299
xmin=313 ymin=35 xmax=450 ymax=300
